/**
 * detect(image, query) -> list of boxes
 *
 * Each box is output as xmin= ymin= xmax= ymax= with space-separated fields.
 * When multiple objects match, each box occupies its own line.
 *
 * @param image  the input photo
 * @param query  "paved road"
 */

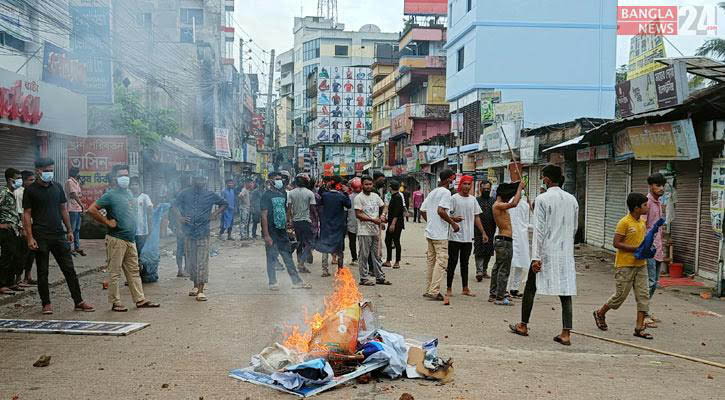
xmin=1 ymin=222 xmax=723 ymax=399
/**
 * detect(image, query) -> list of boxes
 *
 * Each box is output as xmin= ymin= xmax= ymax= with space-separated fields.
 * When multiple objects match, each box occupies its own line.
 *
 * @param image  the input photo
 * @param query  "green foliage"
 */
xmin=111 ymin=85 xmax=179 ymax=146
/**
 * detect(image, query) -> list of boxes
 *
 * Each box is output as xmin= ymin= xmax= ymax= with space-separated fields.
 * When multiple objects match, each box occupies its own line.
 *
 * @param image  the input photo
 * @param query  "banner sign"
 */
xmin=244 ymin=143 xmax=257 ymax=165
xmin=484 ymin=125 xmax=500 ymax=152
xmin=520 ymin=136 xmax=538 ymax=165
xmin=616 ymin=65 xmax=683 ymax=118
xmin=42 ymin=41 xmax=87 ymax=93
xmin=614 ymin=129 xmax=634 ymax=161
xmin=314 ymin=66 xmax=372 ymax=145
xmin=214 ymin=128 xmax=231 ymax=158
xmin=0 ymin=319 xmax=148 ymax=336
xmin=418 ymin=145 xmax=445 ymax=164
xmin=69 ymin=6 xmax=113 ymax=104
xmin=710 ymin=158 xmax=725 ymax=238
xmin=403 ymin=0 xmax=447 ymax=16
xmin=67 ymin=136 xmax=128 ymax=208
xmin=626 ymin=119 xmax=699 ymax=160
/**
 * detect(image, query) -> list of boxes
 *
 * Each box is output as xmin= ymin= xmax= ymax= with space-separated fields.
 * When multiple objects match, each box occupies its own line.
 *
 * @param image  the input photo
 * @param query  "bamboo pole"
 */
xmin=571 ymin=330 xmax=725 ymax=369
xmin=499 ymin=125 xmax=522 ymax=180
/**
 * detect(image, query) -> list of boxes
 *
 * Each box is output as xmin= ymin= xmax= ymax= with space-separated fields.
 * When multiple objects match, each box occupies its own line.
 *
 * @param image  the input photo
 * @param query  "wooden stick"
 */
xmin=571 ymin=330 xmax=725 ymax=369
xmin=499 ymin=125 xmax=522 ymax=180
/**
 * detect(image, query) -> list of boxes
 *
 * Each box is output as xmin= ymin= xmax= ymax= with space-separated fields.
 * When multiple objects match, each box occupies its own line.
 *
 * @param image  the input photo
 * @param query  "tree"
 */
xmin=691 ymin=3 xmax=725 ymax=87
xmin=111 ymin=84 xmax=179 ymax=146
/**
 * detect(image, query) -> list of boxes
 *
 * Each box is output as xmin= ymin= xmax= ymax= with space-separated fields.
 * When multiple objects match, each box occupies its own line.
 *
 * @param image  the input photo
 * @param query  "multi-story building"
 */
xmin=275 ymin=48 xmax=295 ymax=172
xmin=291 ymin=16 xmax=397 ymax=176
xmin=370 ymin=15 xmax=450 ymax=192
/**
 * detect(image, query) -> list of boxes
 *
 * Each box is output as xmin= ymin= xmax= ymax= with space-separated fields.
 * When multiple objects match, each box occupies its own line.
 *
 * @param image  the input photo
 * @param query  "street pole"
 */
xmin=264 ymin=49 xmax=276 ymax=170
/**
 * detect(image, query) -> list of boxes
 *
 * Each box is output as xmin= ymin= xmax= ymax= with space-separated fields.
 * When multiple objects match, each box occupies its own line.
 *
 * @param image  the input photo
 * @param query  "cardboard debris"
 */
xmin=407 ymin=347 xmax=454 ymax=382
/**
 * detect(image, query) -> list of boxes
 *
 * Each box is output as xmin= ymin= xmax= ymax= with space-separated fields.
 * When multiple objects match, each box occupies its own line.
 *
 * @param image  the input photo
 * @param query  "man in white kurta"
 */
xmin=509 ymin=165 xmax=578 ymax=346
xmin=507 ymin=193 xmax=531 ymax=297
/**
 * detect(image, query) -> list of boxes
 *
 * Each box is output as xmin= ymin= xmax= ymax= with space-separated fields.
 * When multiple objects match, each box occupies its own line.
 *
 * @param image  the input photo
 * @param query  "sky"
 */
xmin=235 ymin=0 xmax=724 ymax=85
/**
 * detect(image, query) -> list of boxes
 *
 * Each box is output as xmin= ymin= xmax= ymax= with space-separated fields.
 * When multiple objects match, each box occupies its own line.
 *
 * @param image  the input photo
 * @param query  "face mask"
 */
xmin=117 ymin=176 xmax=130 ymax=189
xmin=274 ymin=180 xmax=284 ymax=190
xmin=482 ymin=190 xmax=491 ymax=199
xmin=40 ymin=171 xmax=54 ymax=183
xmin=13 ymin=179 xmax=22 ymax=189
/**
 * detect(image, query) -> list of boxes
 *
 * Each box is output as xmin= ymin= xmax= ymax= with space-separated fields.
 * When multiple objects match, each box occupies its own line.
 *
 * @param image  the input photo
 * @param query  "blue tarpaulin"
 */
xmin=140 ymin=203 xmax=170 ymax=283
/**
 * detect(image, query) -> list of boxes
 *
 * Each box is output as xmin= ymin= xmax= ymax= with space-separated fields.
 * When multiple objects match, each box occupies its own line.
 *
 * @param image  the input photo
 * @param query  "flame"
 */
xmin=283 ymin=267 xmax=363 ymax=353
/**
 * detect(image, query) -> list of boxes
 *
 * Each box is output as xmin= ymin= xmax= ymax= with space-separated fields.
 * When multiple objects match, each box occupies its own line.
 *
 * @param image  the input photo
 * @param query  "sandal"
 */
xmin=136 ymin=300 xmax=160 ymax=308
xmin=392 ymin=263 xmax=400 ymax=269
xmin=488 ymin=295 xmax=496 ymax=303
xmin=376 ymin=280 xmax=392 ymax=286
xmin=112 ymin=304 xmax=128 ymax=312
xmin=443 ymin=295 xmax=450 ymax=306
xmin=196 ymin=293 xmax=208 ymax=302
xmin=189 ymin=288 xmax=199 ymax=297
xmin=509 ymin=323 xmax=529 ymax=337
xmin=633 ymin=328 xmax=653 ymax=340
xmin=76 ymin=249 xmax=87 ymax=256
xmin=554 ymin=335 xmax=571 ymax=346
xmin=359 ymin=280 xmax=376 ymax=286
xmin=462 ymin=289 xmax=476 ymax=297
xmin=593 ymin=310 xmax=608 ymax=331
xmin=74 ymin=302 xmax=95 ymax=312
xmin=321 ymin=272 xmax=332 ymax=277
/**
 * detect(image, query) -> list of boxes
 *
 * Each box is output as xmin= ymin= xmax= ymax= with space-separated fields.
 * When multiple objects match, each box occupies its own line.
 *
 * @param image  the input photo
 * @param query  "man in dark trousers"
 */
xmin=384 ymin=180 xmax=405 ymax=269
xmin=316 ymin=176 xmax=351 ymax=276
xmin=475 ymin=181 xmax=495 ymax=281
xmin=22 ymin=158 xmax=95 ymax=315
xmin=0 ymin=168 xmax=23 ymax=295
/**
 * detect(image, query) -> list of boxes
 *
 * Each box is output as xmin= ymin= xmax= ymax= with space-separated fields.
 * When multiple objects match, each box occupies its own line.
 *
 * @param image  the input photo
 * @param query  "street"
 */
xmin=1 ymin=222 xmax=723 ymax=400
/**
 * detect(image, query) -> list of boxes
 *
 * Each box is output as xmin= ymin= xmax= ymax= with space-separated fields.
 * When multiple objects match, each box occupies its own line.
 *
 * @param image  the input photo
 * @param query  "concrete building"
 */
xmin=291 ymin=16 xmax=397 ymax=175
xmin=445 ymin=0 xmax=617 ymax=130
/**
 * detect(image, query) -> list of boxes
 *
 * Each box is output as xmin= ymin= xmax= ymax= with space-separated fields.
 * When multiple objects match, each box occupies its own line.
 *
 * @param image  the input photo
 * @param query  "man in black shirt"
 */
xmin=23 ymin=158 xmax=94 ymax=315
xmin=384 ymin=180 xmax=405 ymax=268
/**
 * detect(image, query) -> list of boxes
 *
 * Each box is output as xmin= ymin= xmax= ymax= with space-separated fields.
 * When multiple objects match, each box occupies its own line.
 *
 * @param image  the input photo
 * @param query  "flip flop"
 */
xmin=554 ymin=335 xmax=571 ymax=346
xmin=189 ymin=288 xmax=199 ymax=297
xmin=112 ymin=304 xmax=128 ymax=312
xmin=196 ymin=293 xmax=208 ymax=302
xmin=634 ymin=328 xmax=653 ymax=340
xmin=509 ymin=323 xmax=529 ymax=337
xmin=136 ymin=300 xmax=160 ymax=308
xmin=593 ymin=310 xmax=608 ymax=331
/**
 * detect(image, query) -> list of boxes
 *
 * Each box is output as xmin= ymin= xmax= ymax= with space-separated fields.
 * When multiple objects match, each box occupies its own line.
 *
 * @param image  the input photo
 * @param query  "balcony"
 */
xmin=399 ymin=55 xmax=445 ymax=70
xmin=372 ymin=71 xmax=399 ymax=97
xmin=399 ymin=26 xmax=446 ymax=50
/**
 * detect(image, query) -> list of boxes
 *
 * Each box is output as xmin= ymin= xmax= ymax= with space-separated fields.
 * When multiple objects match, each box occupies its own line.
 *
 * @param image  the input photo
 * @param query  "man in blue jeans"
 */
xmin=261 ymin=172 xmax=311 ymax=291
xmin=645 ymin=173 xmax=667 ymax=327
xmin=64 ymin=167 xmax=86 ymax=256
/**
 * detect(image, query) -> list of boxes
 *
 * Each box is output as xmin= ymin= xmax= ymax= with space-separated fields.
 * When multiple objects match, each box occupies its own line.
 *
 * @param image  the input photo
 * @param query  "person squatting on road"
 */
xmin=288 ymin=175 xmax=317 ymax=273
xmin=316 ymin=176 xmax=351 ymax=277
xmin=22 ymin=158 xmax=94 ymax=314
xmin=444 ymin=175 xmax=486 ymax=306
xmin=474 ymin=180 xmax=495 ymax=281
xmin=509 ymin=165 xmax=578 ymax=346
xmin=383 ymin=180 xmax=405 ymax=269
xmin=261 ymin=172 xmax=311 ymax=291
xmin=420 ymin=169 xmax=460 ymax=301
xmin=594 ymin=192 xmax=654 ymax=340
xmin=173 ymin=175 xmax=228 ymax=301
xmin=489 ymin=179 xmax=525 ymax=306
xmin=354 ymin=175 xmax=390 ymax=286
xmin=87 ymin=165 xmax=160 ymax=311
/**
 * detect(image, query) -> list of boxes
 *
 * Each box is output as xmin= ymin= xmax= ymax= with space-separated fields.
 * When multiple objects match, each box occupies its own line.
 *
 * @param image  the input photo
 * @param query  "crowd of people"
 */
xmin=0 ymin=160 xmax=669 ymax=344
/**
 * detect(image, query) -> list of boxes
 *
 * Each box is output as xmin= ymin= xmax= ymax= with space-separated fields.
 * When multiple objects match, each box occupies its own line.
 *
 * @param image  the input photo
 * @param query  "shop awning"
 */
xmin=447 ymin=143 xmax=480 ymax=155
xmin=656 ymin=57 xmax=725 ymax=83
xmin=543 ymin=135 xmax=584 ymax=152
xmin=163 ymin=137 xmax=217 ymax=160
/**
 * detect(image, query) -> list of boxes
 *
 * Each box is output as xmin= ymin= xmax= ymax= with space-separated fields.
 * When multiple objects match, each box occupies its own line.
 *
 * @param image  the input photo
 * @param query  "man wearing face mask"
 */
xmin=173 ymin=175 xmax=228 ymax=301
xmin=23 ymin=158 xmax=94 ymax=314
xmin=87 ymin=165 xmax=160 ymax=311
xmin=0 ymin=168 xmax=24 ymax=295
xmin=474 ymin=181 xmax=496 ymax=282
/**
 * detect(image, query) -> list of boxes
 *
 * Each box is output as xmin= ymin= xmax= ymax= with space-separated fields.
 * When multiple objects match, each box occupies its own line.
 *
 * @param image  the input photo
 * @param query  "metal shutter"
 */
xmin=698 ymin=155 xmax=719 ymax=276
xmin=670 ymin=160 xmax=700 ymax=273
xmin=586 ymin=160 xmax=606 ymax=247
xmin=604 ymin=160 xmax=631 ymax=251
xmin=631 ymin=160 xmax=650 ymax=195
xmin=0 ymin=129 xmax=38 ymax=176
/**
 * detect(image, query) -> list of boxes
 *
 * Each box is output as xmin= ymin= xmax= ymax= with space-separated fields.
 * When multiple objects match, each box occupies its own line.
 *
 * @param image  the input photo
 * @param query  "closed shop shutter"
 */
xmin=670 ymin=160 xmax=700 ymax=273
xmin=631 ymin=160 xmax=650 ymax=195
xmin=586 ymin=160 xmax=606 ymax=247
xmin=0 ymin=128 xmax=38 ymax=176
xmin=698 ymin=155 xmax=719 ymax=276
xmin=604 ymin=160 xmax=631 ymax=251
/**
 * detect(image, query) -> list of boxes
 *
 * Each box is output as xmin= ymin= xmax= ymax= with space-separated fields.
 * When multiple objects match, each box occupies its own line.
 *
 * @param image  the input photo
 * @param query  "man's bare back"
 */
xmin=493 ymin=181 xmax=525 ymax=238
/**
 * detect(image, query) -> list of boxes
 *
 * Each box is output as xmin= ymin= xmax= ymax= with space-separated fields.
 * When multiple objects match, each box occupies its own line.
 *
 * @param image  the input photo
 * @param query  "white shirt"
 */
xmin=448 ymin=194 xmax=482 ymax=243
xmin=421 ymin=187 xmax=452 ymax=241
xmin=510 ymin=194 xmax=531 ymax=269
xmin=136 ymin=193 xmax=154 ymax=236
xmin=531 ymin=187 xmax=579 ymax=296
xmin=354 ymin=192 xmax=384 ymax=236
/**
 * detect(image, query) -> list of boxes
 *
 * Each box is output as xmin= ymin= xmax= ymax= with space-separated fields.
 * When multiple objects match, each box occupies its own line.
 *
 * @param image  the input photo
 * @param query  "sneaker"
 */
xmin=292 ymin=282 xmax=312 ymax=289
xmin=269 ymin=283 xmax=280 ymax=291
xmin=349 ymin=260 xmax=358 ymax=266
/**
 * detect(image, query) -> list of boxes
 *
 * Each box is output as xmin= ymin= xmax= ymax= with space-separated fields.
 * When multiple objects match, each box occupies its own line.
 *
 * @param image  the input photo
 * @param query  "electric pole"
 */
xmin=264 ymin=49 xmax=276 ymax=153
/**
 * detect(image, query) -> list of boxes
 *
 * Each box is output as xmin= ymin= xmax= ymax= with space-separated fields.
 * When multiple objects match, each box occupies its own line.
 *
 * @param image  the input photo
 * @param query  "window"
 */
xmin=449 ymin=4 xmax=453 ymax=26
xmin=467 ymin=0 xmax=472 ymax=12
xmin=180 ymin=8 xmax=203 ymax=25
xmin=303 ymin=39 xmax=320 ymax=61
xmin=224 ymin=9 xmax=234 ymax=27
xmin=137 ymin=13 xmax=152 ymax=29
xmin=225 ymin=40 xmax=234 ymax=59
xmin=180 ymin=27 xmax=194 ymax=43
xmin=457 ymin=47 xmax=465 ymax=71
xmin=334 ymin=45 xmax=348 ymax=56
xmin=0 ymin=31 xmax=25 ymax=52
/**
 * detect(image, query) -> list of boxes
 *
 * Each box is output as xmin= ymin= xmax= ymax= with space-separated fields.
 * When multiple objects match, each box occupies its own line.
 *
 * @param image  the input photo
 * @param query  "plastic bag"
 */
xmin=310 ymin=304 xmax=360 ymax=354
xmin=362 ymin=329 xmax=408 ymax=379
xmin=140 ymin=203 xmax=170 ymax=283
xmin=271 ymin=358 xmax=334 ymax=390
xmin=250 ymin=343 xmax=303 ymax=375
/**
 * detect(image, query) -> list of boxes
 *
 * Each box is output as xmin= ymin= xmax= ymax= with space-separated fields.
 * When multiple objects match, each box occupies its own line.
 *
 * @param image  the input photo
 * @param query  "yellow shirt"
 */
xmin=614 ymin=214 xmax=646 ymax=268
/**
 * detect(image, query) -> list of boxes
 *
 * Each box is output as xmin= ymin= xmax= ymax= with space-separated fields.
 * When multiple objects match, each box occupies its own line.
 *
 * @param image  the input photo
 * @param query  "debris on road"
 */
xmin=33 ymin=355 xmax=51 ymax=367
xmin=690 ymin=310 xmax=722 ymax=318
xmin=230 ymin=268 xmax=453 ymax=397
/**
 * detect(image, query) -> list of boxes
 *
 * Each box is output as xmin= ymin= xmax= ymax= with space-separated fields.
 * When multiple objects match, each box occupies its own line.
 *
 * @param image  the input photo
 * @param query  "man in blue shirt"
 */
xmin=174 ymin=175 xmax=227 ymax=301
xmin=87 ymin=165 xmax=160 ymax=312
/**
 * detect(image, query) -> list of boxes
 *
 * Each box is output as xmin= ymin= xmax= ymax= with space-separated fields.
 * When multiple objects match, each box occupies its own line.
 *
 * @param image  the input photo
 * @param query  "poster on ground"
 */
xmin=67 ymin=136 xmax=128 ymax=208
xmin=710 ymin=158 xmax=725 ymax=238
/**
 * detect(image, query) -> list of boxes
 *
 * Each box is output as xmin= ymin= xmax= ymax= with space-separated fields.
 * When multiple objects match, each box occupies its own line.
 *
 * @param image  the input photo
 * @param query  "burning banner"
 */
xmin=229 ymin=268 xmax=454 ymax=397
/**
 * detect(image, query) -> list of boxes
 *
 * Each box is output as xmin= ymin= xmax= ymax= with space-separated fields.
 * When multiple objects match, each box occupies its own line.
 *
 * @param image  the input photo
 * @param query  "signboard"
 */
xmin=418 ymin=145 xmax=445 ymax=164
xmin=577 ymin=147 xmax=594 ymax=162
xmin=480 ymin=97 xmax=495 ymax=124
xmin=0 ymin=319 xmax=148 ymax=336
xmin=67 ymin=136 xmax=128 ymax=208
xmin=484 ymin=125 xmax=500 ymax=152
xmin=214 ymin=128 xmax=231 ymax=158
xmin=403 ymin=0 xmax=447 ymax=16
xmin=614 ymin=129 xmax=634 ymax=161
xmin=70 ymin=5 xmax=113 ymax=104
xmin=323 ymin=146 xmax=370 ymax=164
xmin=450 ymin=112 xmax=463 ymax=135
xmin=710 ymin=158 xmax=725 ymax=237
xmin=0 ymin=67 xmax=87 ymax=136
xmin=627 ymin=34 xmax=666 ymax=80
xmin=42 ymin=41 xmax=87 ymax=93
xmin=520 ymin=136 xmax=538 ymax=165
xmin=499 ymin=122 xmax=520 ymax=150
xmin=405 ymin=146 xmax=418 ymax=172
xmin=244 ymin=143 xmax=257 ymax=165
xmin=626 ymin=119 xmax=699 ymax=160
xmin=314 ymin=66 xmax=372 ymax=144
xmin=462 ymin=153 xmax=476 ymax=172
xmin=616 ymin=65 xmax=684 ymax=118
xmin=323 ymin=163 xmax=334 ymax=176
xmin=577 ymin=145 xmax=612 ymax=162
xmin=494 ymin=101 xmax=524 ymax=124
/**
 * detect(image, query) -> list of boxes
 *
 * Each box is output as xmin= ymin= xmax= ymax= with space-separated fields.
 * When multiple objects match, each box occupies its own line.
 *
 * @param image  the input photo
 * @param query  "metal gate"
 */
xmin=0 ymin=128 xmax=38 ymax=176
xmin=630 ymin=160 xmax=650 ymax=195
xmin=586 ymin=160 xmax=606 ymax=247
xmin=671 ymin=160 xmax=700 ymax=273
xmin=604 ymin=160 xmax=631 ymax=251
xmin=698 ymin=155 xmax=719 ymax=277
